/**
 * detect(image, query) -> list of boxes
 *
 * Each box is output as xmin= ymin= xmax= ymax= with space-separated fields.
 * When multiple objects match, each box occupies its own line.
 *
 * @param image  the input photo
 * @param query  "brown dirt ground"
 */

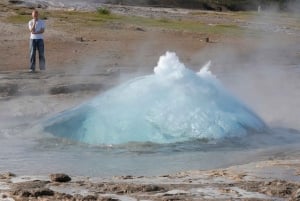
xmin=0 ymin=11 xmax=206 ymax=72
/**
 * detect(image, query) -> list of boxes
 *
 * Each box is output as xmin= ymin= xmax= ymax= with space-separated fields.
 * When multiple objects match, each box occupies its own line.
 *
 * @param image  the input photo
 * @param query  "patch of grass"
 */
xmin=96 ymin=7 xmax=111 ymax=15
xmin=158 ymin=17 xmax=170 ymax=23
xmin=3 ymin=8 xmax=251 ymax=37
xmin=5 ymin=7 xmax=48 ymax=24
xmin=5 ymin=14 xmax=31 ymax=24
xmin=120 ymin=15 xmax=245 ymax=36
xmin=213 ymin=24 xmax=241 ymax=32
xmin=15 ymin=9 xmax=28 ymax=16
xmin=49 ymin=10 xmax=119 ymax=27
xmin=39 ymin=11 xmax=49 ymax=20
xmin=3 ymin=5 xmax=246 ymax=35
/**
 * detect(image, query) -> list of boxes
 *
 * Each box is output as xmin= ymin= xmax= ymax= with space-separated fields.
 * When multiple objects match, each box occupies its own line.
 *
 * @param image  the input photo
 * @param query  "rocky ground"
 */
xmin=1 ymin=0 xmax=300 ymax=200
xmin=0 ymin=159 xmax=300 ymax=200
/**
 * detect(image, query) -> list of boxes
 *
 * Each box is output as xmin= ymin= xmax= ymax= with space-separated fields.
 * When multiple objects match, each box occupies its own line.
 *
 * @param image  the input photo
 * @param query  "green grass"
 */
xmin=5 ymin=14 xmax=31 ymax=24
xmin=5 ymin=13 xmax=49 ymax=24
xmin=119 ymin=15 xmax=245 ymax=36
xmin=4 ymin=8 xmax=119 ymax=25
xmin=96 ymin=7 xmax=111 ymax=15
xmin=4 ymin=6 xmax=49 ymax=24
xmin=48 ymin=10 xmax=120 ymax=27
xmin=3 ymin=8 xmax=258 ymax=36
xmin=10 ymin=8 xmax=243 ymax=35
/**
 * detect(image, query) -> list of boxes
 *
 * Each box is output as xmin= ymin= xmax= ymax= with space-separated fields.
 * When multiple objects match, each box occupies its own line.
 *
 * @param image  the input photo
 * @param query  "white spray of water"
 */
xmin=43 ymin=52 xmax=266 ymax=144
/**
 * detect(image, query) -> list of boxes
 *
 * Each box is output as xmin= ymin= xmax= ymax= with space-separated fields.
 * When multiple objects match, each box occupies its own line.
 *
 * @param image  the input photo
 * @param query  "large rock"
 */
xmin=12 ymin=188 xmax=54 ymax=197
xmin=49 ymin=173 xmax=71 ymax=182
xmin=8 ymin=0 xmax=23 ymax=4
xmin=0 ymin=172 xmax=16 ymax=179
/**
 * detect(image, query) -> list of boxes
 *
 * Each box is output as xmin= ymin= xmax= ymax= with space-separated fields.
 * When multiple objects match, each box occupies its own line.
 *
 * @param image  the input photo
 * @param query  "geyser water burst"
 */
xmin=43 ymin=52 xmax=266 ymax=144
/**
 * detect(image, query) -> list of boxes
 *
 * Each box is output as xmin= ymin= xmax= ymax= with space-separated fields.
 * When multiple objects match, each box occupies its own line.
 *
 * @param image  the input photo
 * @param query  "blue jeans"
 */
xmin=30 ymin=39 xmax=45 ymax=70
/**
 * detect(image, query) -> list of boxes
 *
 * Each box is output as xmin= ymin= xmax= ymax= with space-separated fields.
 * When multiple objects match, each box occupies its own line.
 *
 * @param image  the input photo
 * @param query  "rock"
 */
xmin=50 ymin=173 xmax=71 ymax=182
xmin=9 ymin=1 xmax=48 ymax=9
xmin=13 ymin=188 xmax=54 ymax=197
xmin=0 ymin=172 xmax=16 ymax=179
xmin=8 ymin=0 xmax=23 ymax=4
xmin=142 ymin=185 xmax=164 ymax=192
xmin=0 ymin=84 xmax=18 ymax=97
xmin=162 ymin=189 xmax=189 ymax=196
xmin=83 ymin=195 xmax=98 ymax=200
xmin=1 ymin=194 xmax=7 ymax=198
xmin=37 ymin=3 xmax=48 ymax=9
xmin=75 ymin=37 xmax=84 ymax=42
xmin=33 ymin=188 xmax=55 ymax=197
xmin=11 ymin=180 xmax=50 ymax=198
xmin=290 ymin=188 xmax=300 ymax=201
xmin=12 ymin=189 xmax=31 ymax=197
xmin=162 ymin=196 xmax=183 ymax=201
xmin=135 ymin=27 xmax=145 ymax=32
xmin=49 ymin=83 xmax=102 ymax=95
xmin=120 ymin=175 xmax=133 ymax=179
xmin=100 ymin=197 xmax=120 ymax=201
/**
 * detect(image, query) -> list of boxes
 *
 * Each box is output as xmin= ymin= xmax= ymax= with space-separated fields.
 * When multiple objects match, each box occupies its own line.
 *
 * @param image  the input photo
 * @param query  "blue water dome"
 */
xmin=43 ymin=52 xmax=267 ymax=145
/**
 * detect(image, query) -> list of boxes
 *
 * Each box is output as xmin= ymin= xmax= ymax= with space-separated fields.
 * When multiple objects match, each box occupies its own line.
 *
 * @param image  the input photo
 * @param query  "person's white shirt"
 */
xmin=28 ymin=19 xmax=45 ymax=39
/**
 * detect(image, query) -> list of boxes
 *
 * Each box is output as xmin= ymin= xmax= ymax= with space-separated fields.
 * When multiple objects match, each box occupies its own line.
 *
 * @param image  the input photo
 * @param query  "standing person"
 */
xmin=28 ymin=10 xmax=46 ymax=72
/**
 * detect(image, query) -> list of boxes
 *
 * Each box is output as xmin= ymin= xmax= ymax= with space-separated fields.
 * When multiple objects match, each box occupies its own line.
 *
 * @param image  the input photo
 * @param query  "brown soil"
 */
xmin=0 ymin=4 xmax=214 ymax=72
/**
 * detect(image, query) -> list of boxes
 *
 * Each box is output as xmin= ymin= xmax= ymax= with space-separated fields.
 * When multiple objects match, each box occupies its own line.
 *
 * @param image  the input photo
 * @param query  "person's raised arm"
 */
xmin=29 ymin=20 xmax=36 ymax=33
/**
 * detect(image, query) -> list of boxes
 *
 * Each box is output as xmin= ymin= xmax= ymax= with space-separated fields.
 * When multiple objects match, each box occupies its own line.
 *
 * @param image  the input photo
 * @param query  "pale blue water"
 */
xmin=42 ymin=52 xmax=266 ymax=145
xmin=1 ymin=125 xmax=300 ymax=177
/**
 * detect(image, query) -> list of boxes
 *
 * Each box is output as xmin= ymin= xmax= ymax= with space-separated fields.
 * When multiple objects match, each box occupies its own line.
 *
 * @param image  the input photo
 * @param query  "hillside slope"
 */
xmin=106 ymin=0 xmax=300 ymax=11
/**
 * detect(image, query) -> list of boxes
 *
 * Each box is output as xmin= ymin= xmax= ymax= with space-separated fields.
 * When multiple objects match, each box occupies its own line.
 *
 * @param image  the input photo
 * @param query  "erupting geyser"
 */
xmin=43 ymin=52 xmax=266 ymax=144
